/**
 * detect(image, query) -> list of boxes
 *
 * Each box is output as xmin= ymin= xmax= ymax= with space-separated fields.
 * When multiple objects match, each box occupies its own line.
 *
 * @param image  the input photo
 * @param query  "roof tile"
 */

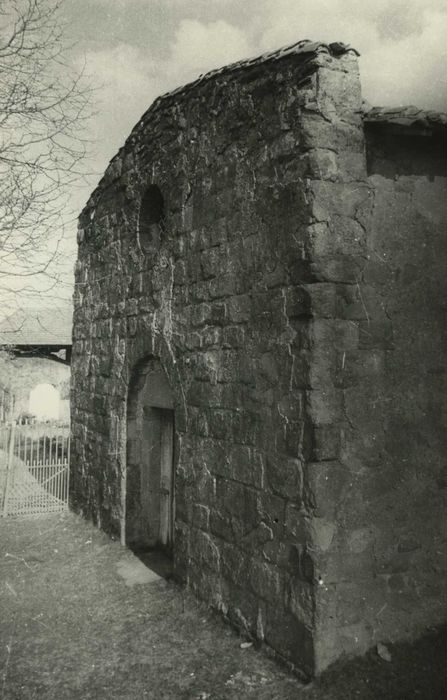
xmin=0 ymin=307 xmax=73 ymax=346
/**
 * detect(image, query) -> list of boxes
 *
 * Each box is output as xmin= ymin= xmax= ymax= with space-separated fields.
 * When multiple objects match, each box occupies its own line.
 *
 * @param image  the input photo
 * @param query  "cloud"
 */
xmin=73 ymin=17 xmax=255 ymax=197
xmin=254 ymin=0 xmax=447 ymax=109
xmin=82 ymin=43 xmax=161 ymax=116
xmin=23 ymin=0 xmax=446 ymax=308
xmin=255 ymin=0 xmax=381 ymax=54
xmin=169 ymin=19 xmax=254 ymax=77
xmin=78 ymin=44 xmax=164 ymax=171
xmin=74 ymin=1 xmax=447 ymax=193
xmin=361 ymin=8 xmax=447 ymax=108
xmin=74 ymin=2 xmax=447 ymax=202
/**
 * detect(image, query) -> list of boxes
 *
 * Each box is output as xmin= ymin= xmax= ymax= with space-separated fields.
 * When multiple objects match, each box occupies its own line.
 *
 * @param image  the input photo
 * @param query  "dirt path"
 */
xmin=0 ymin=512 xmax=445 ymax=699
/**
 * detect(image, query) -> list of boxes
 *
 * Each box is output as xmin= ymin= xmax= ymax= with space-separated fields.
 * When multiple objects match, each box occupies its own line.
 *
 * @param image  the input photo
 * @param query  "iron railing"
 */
xmin=0 ymin=421 xmax=70 ymax=517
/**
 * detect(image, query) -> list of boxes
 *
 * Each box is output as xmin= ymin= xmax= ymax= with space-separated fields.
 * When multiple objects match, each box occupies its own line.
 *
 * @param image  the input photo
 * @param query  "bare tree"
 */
xmin=0 ymin=0 xmax=92 ymax=305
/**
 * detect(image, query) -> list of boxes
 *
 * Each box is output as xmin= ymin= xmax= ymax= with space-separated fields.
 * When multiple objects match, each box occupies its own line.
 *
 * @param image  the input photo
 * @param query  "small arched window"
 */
xmin=138 ymin=185 xmax=164 ymax=249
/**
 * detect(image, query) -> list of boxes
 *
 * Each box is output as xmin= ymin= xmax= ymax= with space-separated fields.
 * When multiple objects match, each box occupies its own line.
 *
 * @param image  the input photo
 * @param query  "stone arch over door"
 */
xmin=126 ymin=356 xmax=175 ymax=552
xmin=29 ymin=382 xmax=60 ymax=421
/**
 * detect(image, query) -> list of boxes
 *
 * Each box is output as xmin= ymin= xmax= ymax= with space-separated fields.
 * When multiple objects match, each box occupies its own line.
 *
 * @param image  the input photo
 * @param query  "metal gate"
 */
xmin=0 ymin=422 xmax=70 ymax=517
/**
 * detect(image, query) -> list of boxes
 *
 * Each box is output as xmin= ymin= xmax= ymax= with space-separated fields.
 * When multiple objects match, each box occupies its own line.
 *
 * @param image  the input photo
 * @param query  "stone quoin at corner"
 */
xmin=70 ymin=39 xmax=447 ymax=677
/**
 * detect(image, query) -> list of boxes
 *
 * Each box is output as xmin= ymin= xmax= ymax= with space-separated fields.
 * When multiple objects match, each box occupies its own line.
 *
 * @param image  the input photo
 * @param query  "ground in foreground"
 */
xmin=0 ymin=512 xmax=445 ymax=699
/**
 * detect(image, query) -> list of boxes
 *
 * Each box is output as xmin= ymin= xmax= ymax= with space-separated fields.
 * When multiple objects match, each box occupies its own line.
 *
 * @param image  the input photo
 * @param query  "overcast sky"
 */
xmin=4 ymin=0 xmax=447 ymax=311
xmin=64 ymin=0 xmax=447 ymax=202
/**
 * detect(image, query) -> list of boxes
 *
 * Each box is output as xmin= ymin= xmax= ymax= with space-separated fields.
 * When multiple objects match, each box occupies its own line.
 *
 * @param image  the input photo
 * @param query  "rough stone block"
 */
xmin=284 ymin=504 xmax=307 ymax=542
xmin=307 ymin=388 xmax=343 ymax=425
xmin=216 ymin=479 xmax=258 ymax=527
xmin=225 ymin=294 xmax=251 ymax=323
xmin=189 ymin=529 xmax=220 ymax=571
xmin=285 ymin=578 xmax=315 ymax=628
xmin=312 ymin=424 xmax=341 ymax=461
xmin=220 ymin=542 xmax=250 ymax=586
xmin=304 ymin=461 xmax=348 ymax=519
xmin=249 ymin=559 xmax=283 ymax=602
xmin=308 ymin=517 xmax=337 ymax=553
xmin=265 ymin=605 xmax=314 ymax=674
xmin=192 ymin=504 xmax=210 ymax=531
xmin=222 ymin=325 xmax=245 ymax=348
xmin=228 ymin=444 xmax=264 ymax=489
xmin=265 ymin=454 xmax=303 ymax=501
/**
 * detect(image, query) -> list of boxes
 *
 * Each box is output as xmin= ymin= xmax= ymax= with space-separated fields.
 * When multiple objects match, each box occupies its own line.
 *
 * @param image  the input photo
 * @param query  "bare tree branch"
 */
xmin=0 ymin=0 xmax=93 ymax=310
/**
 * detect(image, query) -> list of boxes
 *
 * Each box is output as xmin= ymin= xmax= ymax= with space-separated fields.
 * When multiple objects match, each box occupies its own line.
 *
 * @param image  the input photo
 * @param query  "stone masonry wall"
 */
xmin=289 ymin=57 xmax=371 ymax=671
xmin=71 ymin=41 xmax=447 ymax=677
xmin=317 ymin=127 xmax=447 ymax=665
xmin=71 ymin=45 xmax=361 ymax=677
xmin=283 ymin=92 xmax=447 ymax=670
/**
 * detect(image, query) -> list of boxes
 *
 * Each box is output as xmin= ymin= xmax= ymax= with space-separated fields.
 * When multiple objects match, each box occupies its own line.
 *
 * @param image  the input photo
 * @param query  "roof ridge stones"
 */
xmin=0 ymin=306 xmax=73 ymax=347
xmin=363 ymin=103 xmax=447 ymax=128
xmin=83 ymin=38 xmax=446 ymax=213
xmin=88 ymin=40 xmax=357 ymax=203
xmin=145 ymin=39 xmax=357 ymax=109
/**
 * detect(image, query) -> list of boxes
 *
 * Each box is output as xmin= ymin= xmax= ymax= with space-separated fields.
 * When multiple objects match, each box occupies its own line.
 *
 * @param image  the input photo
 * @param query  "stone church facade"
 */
xmin=70 ymin=41 xmax=447 ymax=676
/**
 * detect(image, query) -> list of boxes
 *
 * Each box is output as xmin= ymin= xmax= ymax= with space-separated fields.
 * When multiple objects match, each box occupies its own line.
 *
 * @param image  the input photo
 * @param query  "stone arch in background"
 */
xmin=29 ymin=383 xmax=60 ymax=421
xmin=126 ymin=356 xmax=175 ymax=557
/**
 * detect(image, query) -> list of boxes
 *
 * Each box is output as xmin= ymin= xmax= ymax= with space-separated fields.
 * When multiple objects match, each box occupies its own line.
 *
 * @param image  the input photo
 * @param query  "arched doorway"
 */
xmin=29 ymin=383 xmax=60 ymax=421
xmin=126 ymin=357 xmax=175 ymax=566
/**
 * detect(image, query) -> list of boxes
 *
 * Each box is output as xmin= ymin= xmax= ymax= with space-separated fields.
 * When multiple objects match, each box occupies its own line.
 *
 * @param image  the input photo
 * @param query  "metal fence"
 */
xmin=0 ymin=422 xmax=70 ymax=517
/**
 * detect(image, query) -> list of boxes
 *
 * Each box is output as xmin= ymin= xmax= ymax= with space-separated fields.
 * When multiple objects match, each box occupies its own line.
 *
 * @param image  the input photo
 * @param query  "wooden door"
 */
xmin=158 ymin=409 xmax=174 ymax=548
